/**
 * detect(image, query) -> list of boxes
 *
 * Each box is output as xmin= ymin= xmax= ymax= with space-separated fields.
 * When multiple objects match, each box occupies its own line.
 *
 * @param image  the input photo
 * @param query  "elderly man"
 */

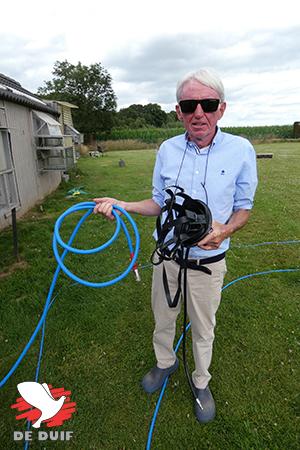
xmin=94 ymin=68 xmax=257 ymax=423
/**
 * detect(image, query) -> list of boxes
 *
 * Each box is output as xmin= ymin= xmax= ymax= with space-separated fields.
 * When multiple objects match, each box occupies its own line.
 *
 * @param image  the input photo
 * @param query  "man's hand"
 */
xmin=93 ymin=197 xmax=126 ymax=220
xmin=197 ymin=221 xmax=230 ymax=250
xmin=197 ymin=210 xmax=251 ymax=250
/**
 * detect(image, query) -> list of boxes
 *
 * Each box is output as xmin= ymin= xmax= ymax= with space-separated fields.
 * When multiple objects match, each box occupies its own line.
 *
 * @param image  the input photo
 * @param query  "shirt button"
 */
xmin=195 ymin=170 xmax=199 ymax=174
xmin=192 ymin=189 xmax=196 ymax=194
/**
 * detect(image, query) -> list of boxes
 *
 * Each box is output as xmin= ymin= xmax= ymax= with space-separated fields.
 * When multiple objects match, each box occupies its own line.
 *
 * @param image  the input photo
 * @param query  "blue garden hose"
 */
xmin=53 ymin=202 xmax=139 ymax=287
xmin=0 ymin=201 xmax=140 ymax=388
xmin=1 ymin=207 xmax=298 ymax=450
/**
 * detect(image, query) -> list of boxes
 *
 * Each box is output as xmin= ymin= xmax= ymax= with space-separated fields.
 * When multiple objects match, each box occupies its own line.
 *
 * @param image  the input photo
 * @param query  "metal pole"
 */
xmin=11 ymin=207 xmax=19 ymax=261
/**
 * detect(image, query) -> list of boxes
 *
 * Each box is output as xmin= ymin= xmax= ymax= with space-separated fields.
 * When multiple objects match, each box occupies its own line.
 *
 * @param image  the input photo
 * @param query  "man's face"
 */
xmin=176 ymin=80 xmax=226 ymax=147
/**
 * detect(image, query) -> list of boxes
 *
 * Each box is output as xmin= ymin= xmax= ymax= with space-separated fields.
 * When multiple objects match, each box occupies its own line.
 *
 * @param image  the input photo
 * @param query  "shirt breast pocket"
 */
xmin=207 ymin=170 xmax=236 ymax=199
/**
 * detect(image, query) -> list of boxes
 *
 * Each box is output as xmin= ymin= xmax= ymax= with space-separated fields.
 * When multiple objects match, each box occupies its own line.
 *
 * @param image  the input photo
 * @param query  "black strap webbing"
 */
xmin=162 ymin=254 xmax=215 ymax=308
xmin=162 ymin=263 xmax=182 ymax=308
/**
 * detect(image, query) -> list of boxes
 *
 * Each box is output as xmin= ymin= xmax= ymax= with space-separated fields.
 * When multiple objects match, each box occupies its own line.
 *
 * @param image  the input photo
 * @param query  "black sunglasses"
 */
xmin=179 ymin=99 xmax=220 ymax=114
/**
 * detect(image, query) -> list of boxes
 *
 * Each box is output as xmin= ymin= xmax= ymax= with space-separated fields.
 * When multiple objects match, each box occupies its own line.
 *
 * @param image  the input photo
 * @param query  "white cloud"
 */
xmin=1 ymin=0 xmax=300 ymax=125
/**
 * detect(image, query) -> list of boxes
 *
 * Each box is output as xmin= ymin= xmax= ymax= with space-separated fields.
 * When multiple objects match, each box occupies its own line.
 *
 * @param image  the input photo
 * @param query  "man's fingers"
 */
xmin=93 ymin=197 xmax=114 ymax=203
xmin=93 ymin=197 xmax=125 ymax=220
xmin=93 ymin=201 xmax=115 ymax=219
xmin=198 ymin=234 xmax=221 ymax=250
xmin=199 ymin=243 xmax=219 ymax=250
xmin=197 ymin=233 xmax=215 ymax=247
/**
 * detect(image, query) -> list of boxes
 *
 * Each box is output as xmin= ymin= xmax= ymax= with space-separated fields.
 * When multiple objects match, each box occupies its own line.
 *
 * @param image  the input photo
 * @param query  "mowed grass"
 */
xmin=0 ymin=142 xmax=299 ymax=449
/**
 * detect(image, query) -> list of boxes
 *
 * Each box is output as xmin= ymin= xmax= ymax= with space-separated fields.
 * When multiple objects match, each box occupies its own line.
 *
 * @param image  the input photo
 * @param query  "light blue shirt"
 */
xmin=152 ymin=128 xmax=258 ymax=258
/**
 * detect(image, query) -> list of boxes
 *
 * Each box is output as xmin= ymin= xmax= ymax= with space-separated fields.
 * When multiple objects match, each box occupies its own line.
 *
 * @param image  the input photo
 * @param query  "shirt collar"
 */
xmin=184 ymin=127 xmax=221 ymax=155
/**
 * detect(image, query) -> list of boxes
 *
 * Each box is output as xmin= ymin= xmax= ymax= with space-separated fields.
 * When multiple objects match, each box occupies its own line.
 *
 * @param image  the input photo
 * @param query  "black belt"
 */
xmin=162 ymin=251 xmax=226 ymax=308
xmin=174 ymin=252 xmax=226 ymax=272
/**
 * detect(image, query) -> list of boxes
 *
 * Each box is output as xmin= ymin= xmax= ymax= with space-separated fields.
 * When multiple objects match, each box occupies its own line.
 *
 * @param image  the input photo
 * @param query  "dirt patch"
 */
xmin=0 ymin=259 xmax=29 ymax=279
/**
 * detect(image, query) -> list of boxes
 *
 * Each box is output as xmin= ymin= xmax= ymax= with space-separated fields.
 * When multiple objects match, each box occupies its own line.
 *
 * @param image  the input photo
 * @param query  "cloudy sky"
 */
xmin=1 ymin=0 xmax=300 ymax=126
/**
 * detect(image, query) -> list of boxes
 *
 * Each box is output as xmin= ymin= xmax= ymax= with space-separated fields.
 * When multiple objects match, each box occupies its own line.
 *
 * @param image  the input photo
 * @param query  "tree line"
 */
xmin=37 ymin=60 xmax=177 ymax=143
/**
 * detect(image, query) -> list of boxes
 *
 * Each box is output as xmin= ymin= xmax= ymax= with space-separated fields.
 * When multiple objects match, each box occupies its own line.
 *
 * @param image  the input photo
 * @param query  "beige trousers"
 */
xmin=151 ymin=257 xmax=227 ymax=389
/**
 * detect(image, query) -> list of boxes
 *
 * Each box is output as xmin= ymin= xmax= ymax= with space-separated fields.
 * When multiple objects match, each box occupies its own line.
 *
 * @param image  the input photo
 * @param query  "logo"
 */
xmin=11 ymin=382 xmax=76 ymax=442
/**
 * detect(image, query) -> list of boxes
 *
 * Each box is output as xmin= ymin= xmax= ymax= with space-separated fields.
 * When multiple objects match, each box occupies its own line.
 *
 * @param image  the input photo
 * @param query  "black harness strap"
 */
xmin=162 ymin=263 xmax=182 ymax=308
xmin=161 ymin=249 xmax=226 ymax=308
xmin=151 ymin=187 xmax=212 ymax=266
xmin=175 ymin=251 xmax=226 ymax=272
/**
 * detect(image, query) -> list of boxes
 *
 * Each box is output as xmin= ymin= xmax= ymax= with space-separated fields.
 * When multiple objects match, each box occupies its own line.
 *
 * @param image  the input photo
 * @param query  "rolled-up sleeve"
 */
xmin=152 ymin=150 xmax=165 ymax=208
xmin=233 ymin=144 xmax=258 ymax=211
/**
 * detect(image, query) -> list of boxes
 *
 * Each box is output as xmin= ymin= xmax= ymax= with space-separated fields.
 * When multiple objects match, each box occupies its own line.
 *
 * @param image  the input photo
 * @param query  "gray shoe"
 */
xmin=141 ymin=359 xmax=179 ymax=394
xmin=194 ymin=385 xmax=216 ymax=423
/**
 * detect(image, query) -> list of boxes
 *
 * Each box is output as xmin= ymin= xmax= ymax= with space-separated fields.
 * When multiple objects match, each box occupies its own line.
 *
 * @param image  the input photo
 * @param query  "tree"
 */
xmin=143 ymin=103 xmax=167 ymax=127
xmin=37 ymin=60 xmax=117 ymax=142
xmin=115 ymin=103 xmax=167 ymax=128
xmin=166 ymin=110 xmax=180 ymax=128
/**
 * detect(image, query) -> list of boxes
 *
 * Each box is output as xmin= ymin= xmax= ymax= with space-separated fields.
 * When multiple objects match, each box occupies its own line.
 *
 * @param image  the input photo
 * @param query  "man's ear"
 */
xmin=218 ymin=102 xmax=226 ymax=119
xmin=176 ymin=104 xmax=183 ymax=121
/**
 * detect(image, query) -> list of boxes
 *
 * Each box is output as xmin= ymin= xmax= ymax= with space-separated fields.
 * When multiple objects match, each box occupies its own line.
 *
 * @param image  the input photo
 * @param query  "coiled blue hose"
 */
xmin=0 ymin=201 xmax=140 ymax=388
xmin=53 ymin=202 xmax=139 ymax=287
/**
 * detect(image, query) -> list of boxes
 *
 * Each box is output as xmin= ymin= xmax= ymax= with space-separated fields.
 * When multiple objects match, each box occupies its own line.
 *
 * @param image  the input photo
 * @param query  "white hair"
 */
xmin=176 ymin=68 xmax=225 ymax=102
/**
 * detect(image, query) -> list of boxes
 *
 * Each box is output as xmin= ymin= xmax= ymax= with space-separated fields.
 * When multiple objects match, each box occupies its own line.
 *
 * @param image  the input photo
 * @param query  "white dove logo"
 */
xmin=17 ymin=382 xmax=66 ymax=428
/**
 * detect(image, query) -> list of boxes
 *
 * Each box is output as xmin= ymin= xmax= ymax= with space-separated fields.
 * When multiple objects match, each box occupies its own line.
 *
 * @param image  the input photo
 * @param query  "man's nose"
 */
xmin=194 ymin=103 xmax=205 ymax=115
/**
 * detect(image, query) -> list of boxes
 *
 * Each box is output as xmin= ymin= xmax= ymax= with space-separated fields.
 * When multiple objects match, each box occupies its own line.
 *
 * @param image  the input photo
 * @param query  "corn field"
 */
xmin=97 ymin=125 xmax=294 ymax=144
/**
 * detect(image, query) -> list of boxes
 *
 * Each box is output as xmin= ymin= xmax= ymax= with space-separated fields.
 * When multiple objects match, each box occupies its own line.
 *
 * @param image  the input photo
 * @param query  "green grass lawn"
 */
xmin=0 ymin=142 xmax=299 ymax=449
